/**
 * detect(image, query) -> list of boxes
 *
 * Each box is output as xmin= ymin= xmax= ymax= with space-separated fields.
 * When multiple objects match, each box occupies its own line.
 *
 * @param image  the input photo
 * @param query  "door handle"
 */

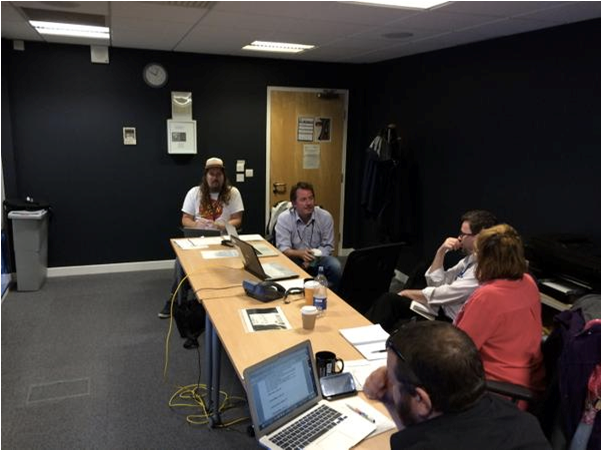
xmin=273 ymin=182 xmax=287 ymax=194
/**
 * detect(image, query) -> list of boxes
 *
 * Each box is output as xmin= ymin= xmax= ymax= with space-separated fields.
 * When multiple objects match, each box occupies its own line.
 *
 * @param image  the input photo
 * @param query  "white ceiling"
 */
xmin=2 ymin=1 xmax=600 ymax=63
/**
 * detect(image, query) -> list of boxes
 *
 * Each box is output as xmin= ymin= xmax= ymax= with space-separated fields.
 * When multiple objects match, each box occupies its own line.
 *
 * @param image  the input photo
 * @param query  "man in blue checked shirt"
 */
xmin=366 ymin=210 xmax=498 ymax=332
xmin=275 ymin=181 xmax=342 ymax=290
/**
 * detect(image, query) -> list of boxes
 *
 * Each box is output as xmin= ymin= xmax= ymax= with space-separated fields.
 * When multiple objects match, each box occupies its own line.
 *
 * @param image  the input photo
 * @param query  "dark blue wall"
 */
xmin=360 ymin=19 xmax=600 ymax=257
xmin=2 ymin=42 xmax=367 ymax=266
xmin=2 ymin=19 xmax=599 ymax=267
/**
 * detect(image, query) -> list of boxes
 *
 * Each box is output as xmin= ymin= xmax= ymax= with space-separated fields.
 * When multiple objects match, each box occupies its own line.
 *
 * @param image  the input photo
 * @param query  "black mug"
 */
xmin=315 ymin=351 xmax=344 ymax=378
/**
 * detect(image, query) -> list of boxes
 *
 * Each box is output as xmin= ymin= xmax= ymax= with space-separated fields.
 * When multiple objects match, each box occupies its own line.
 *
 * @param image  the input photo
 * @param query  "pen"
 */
xmin=346 ymin=404 xmax=376 ymax=423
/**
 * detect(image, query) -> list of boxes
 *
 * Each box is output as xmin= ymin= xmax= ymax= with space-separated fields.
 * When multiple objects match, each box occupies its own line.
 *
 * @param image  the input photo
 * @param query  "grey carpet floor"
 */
xmin=1 ymin=270 xmax=260 ymax=450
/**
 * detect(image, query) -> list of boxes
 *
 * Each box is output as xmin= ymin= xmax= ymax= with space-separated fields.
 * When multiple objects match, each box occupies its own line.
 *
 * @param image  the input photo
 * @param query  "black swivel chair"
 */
xmin=336 ymin=242 xmax=405 ymax=315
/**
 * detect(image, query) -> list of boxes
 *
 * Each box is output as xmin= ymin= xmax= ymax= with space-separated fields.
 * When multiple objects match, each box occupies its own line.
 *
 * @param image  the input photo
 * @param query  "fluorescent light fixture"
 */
xmin=344 ymin=1 xmax=448 ymax=9
xmin=242 ymin=41 xmax=314 ymax=54
xmin=30 ymin=20 xmax=110 ymax=39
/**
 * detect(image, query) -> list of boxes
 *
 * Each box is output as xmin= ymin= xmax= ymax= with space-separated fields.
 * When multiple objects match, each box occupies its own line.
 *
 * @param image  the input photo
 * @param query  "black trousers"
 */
xmin=365 ymin=292 xmax=417 ymax=333
xmin=365 ymin=292 xmax=452 ymax=333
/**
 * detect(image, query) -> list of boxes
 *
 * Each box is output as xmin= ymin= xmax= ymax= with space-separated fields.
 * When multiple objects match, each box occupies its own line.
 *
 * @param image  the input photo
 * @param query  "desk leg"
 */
xmin=204 ymin=313 xmax=213 ymax=412
xmin=204 ymin=314 xmax=222 ymax=427
xmin=175 ymin=259 xmax=185 ymax=306
xmin=210 ymin=322 xmax=222 ymax=427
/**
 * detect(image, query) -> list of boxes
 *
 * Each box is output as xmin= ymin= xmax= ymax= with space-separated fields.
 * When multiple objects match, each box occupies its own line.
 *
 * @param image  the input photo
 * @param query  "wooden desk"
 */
xmin=172 ymin=236 xmax=393 ymax=449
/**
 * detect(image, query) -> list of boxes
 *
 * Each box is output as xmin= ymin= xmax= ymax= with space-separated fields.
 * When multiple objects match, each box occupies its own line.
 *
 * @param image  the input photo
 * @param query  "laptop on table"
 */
xmin=244 ymin=340 xmax=375 ymax=450
xmin=231 ymin=235 xmax=298 ymax=281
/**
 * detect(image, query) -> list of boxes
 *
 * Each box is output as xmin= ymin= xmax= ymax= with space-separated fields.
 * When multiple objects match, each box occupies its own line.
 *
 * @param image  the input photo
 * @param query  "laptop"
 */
xmin=221 ymin=222 xmax=239 ymax=240
xmin=244 ymin=340 xmax=375 ymax=450
xmin=231 ymin=235 xmax=299 ymax=281
xmin=181 ymin=227 xmax=221 ymax=238
xmin=221 ymin=224 xmax=278 ymax=257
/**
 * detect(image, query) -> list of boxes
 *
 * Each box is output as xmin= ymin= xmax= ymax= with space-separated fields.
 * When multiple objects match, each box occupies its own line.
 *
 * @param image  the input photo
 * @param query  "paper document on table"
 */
xmin=410 ymin=300 xmax=437 ymax=320
xmin=240 ymin=306 xmax=292 ymax=332
xmin=174 ymin=238 xmax=209 ymax=249
xmin=340 ymin=324 xmax=389 ymax=360
xmin=238 ymin=234 xmax=266 ymax=241
xmin=344 ymin=359 xmax=387 ymax=391
xmin=200 ymin=249 xmax=239 ymax=259
xmin=330 ymin=396 xmax=396 ymax=439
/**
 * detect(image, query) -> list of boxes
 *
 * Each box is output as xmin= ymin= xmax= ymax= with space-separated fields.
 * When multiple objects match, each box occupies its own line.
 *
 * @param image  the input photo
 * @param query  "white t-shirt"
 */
xmin=181 ymin=186 xmax=244 ymax=223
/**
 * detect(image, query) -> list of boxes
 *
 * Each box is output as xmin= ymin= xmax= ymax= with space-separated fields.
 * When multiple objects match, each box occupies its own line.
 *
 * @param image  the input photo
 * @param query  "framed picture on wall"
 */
xmin=123 ymin=127 xmax=137 ymax=145
xmin=167 ymin=120 xmax=197 ymax=154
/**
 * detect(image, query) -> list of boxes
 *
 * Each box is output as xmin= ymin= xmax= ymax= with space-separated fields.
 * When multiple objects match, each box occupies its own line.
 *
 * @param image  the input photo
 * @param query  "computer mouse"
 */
xmin=221 ymin=239 xmax=234 ymax=247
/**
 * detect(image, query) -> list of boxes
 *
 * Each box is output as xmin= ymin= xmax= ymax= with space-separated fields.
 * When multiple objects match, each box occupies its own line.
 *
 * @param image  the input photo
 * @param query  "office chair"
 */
xmin=336 ymin=242 xmax=404 ymax=315
xmin=486 ymin=306 xmax=600 ymax=450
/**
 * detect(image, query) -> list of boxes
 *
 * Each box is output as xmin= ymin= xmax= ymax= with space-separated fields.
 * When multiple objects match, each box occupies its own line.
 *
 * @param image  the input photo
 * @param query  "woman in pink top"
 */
xmin=455 ymin=224 xmax=545 ymax=397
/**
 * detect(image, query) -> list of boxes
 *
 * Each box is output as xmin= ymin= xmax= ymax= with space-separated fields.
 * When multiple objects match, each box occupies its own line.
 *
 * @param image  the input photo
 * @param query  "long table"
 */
xmin=172 ymin=236 xmax=393 ymax=449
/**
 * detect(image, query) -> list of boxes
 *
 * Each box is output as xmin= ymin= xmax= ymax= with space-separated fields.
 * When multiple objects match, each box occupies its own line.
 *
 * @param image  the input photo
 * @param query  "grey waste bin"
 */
xmin=7 ymin=209 xmax=48 ymax=291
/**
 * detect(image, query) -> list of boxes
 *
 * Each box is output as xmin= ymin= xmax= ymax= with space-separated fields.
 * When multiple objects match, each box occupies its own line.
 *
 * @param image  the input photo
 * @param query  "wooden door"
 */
xmin=268 ymin=88 xmax=347 ymax=254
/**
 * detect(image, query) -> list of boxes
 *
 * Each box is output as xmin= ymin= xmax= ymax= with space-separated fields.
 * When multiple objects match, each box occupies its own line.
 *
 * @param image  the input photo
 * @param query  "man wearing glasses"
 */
xmin=366 ymin=210 xmax=497 ymax=331
xmin=364 ymin=321 xmax=550 ymax=449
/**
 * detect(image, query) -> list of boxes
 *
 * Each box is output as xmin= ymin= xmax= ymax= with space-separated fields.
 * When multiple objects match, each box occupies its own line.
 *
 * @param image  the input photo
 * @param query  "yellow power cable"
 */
xmin=162 ymin=273 xmax=250 ymax=427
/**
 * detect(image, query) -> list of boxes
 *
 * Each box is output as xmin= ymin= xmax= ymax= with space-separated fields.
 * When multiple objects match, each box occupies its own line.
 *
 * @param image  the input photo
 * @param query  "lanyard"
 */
xmin=456 ymin=261 xmax=474 ymax=280
xmin=296 ymin=220 xmax=315 ymax=248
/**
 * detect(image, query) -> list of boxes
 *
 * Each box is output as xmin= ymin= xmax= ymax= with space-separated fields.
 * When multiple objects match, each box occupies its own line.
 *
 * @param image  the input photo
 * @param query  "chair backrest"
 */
xmin=266 ymin=200 xmax=291 ymax=244
xmin=337 ymin=242 xmax=404 ymax=314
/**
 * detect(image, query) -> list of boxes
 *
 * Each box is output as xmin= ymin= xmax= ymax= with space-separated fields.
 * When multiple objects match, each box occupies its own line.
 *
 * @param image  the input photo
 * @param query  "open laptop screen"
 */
xmin=245 ymin=342 xmax=320 ymax=433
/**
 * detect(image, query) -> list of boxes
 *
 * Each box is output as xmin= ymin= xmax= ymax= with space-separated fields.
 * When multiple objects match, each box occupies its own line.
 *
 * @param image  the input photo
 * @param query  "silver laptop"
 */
xmin=221 ymin=222 xmax=239 ymax=240
xmin=244 ymin=340 xmax=375 ymax=450
xmin=231 ymin=235 xmax=299 ymax=281
xmin=222 ymin=225 xmax=278 ymax=257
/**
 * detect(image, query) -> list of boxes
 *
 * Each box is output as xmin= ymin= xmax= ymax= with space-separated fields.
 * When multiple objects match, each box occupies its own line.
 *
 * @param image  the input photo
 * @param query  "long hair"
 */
xmin=475 ymin=224 xmax=527 ymax=283
xmin=199 ymin=168 xmax=232 ymax=213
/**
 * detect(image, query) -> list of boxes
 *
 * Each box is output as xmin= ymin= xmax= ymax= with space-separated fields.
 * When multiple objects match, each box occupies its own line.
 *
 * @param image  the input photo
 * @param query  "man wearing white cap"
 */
xmin=159 ymin=157 xmax=244 ymax=329
xmin=181 ymin=157 xmax=244 ymax=230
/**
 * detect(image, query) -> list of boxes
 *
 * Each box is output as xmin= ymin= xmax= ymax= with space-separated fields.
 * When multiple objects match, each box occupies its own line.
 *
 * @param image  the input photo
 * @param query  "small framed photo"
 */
xmin=123 ymin=127 xmax=137 ymax=145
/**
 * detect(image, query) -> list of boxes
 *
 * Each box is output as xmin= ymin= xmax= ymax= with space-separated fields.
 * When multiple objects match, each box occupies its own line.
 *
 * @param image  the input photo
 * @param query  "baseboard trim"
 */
xmin=47 ymin=260 xmax=175 ymax=277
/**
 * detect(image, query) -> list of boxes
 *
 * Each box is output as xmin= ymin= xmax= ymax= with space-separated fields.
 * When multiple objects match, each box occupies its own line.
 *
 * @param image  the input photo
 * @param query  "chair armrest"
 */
xmin=486 ymin=380 xmax=536 ymax=403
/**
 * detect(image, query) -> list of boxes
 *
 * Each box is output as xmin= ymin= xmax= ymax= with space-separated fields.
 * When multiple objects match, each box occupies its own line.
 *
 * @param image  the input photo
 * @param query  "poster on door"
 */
xmin=314 ymin=117 xmax=331 ymax=142
xmin=297 ymin=117 xmax=314 ymax=142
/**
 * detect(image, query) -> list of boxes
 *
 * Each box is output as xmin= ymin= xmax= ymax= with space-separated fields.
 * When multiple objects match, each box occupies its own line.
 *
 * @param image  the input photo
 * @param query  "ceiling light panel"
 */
xmin=343 ymin=1 xmax=449 ymax=10
xmin=242 ymin=41 xmax=315 ymax=53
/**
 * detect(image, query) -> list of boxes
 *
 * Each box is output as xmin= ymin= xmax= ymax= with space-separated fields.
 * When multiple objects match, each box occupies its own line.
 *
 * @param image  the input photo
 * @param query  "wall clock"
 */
xmin=143 ymin=63 xmax=168 ymax=88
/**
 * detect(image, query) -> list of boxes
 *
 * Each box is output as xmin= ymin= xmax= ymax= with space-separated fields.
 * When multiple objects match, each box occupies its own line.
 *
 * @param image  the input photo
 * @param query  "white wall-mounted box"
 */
xmin=167 ymin=120 xmax=197 ymax=154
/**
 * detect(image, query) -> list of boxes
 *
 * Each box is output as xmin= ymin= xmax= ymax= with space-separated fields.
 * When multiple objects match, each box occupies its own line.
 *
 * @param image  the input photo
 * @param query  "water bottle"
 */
xmin=313 ymin=266 xmax=328 ymax=316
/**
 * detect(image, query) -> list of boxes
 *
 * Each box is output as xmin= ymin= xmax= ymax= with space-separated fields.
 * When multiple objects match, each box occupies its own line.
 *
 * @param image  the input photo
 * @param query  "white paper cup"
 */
xmin=301 ymin=305 xmax=318 ymax=330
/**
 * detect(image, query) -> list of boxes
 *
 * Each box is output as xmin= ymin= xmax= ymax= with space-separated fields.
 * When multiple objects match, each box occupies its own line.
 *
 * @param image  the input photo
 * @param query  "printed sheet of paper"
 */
xmin=240 ymin=306 xmax=292 ymax=332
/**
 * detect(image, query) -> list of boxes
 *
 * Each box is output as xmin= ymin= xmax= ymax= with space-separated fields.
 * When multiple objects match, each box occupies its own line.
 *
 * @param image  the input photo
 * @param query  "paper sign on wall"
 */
xmin=297 ymin=117 xmax=314 ymax=142
xmin=303 ymin=144 xmax=320 ymax=169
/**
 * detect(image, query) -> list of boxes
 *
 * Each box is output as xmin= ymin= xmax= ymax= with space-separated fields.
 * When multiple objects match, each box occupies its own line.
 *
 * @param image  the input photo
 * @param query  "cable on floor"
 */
xmin=163 ymin=274 xmax=250 ymax=428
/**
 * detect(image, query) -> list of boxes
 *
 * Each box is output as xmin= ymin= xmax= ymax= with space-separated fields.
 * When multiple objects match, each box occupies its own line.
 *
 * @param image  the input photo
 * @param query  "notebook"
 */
xmin=339 ymin=324 xmax=390 ymax=361
xmin=243 ymin=340 xmax=376 ymax=450
xmin=231 ymin=235 xmax=299 ymax=281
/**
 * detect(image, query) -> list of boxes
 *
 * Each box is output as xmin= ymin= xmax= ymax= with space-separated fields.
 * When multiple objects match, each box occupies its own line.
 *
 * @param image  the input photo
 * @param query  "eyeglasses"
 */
xmin=386 ymin=334 xmax=407 ymax=362
xmin=458 ymin=231 xmax=476 ymax=238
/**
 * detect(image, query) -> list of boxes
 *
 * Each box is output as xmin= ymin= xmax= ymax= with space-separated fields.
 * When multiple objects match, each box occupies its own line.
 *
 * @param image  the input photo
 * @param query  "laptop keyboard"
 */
xmin=270 ymin=404 xmax=346 ymax=450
